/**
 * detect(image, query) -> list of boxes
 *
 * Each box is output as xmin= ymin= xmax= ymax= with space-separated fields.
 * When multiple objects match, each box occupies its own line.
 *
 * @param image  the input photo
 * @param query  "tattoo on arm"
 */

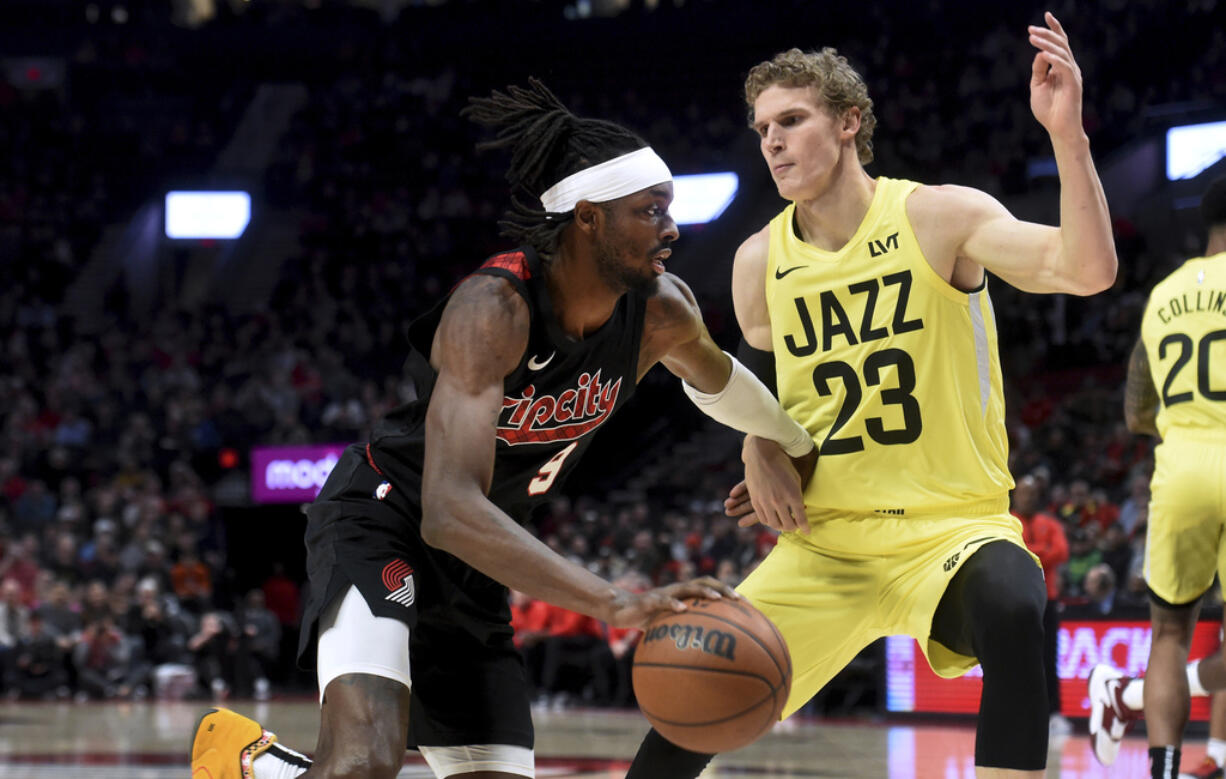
xmin=1124 ymin=338 xmax=1160 ymax=436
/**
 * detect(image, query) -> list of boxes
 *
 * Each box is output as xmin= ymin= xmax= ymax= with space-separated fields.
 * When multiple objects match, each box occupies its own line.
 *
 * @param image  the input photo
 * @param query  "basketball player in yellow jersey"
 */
xmin=1084 ymin=176 xmax=1226 ymax=779
xmin=622 ymin=12 xmax=1116 ymax=779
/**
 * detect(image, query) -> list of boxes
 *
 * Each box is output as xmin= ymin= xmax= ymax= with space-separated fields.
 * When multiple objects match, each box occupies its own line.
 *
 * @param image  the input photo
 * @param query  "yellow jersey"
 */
xmin=765 ymin=177 xmax=1013 ymax=516
xmin=1140 ymin=252 xmax=1226 ymax=441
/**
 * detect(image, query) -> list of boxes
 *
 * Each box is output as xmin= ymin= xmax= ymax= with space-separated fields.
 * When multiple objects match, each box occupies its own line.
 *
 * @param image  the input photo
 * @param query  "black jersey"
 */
xmin=367 ymin=246 xmax=646 ymax=522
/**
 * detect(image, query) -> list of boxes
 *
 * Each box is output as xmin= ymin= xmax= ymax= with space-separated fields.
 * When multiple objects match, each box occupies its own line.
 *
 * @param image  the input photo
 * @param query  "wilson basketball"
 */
xmin=632 ymin=597 xmax=791 ymax=753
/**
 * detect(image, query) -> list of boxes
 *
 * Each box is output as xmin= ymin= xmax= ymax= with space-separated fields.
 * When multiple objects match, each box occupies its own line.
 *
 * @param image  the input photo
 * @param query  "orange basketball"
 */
xmin=631 ymin=596 xmax=791 ymax=754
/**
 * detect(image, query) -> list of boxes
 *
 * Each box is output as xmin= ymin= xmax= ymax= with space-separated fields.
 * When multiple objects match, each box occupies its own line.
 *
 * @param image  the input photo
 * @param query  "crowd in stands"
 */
xmin=0 ymin=0 xmax=1224 ymax=707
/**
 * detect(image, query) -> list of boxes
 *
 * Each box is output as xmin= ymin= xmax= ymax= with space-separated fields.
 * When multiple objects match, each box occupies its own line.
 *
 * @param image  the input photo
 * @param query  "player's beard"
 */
xmin=594 ymin=236 xmax=659 ymax=296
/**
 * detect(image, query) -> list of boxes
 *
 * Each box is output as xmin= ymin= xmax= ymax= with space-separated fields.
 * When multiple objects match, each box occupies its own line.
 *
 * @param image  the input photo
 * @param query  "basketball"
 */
xmin=632 ymin=596 xmax=791 ymax=754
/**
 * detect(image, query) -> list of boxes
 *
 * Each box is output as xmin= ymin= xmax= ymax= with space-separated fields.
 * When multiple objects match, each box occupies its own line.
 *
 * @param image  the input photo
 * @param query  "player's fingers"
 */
xmin=1029 ymin=32 xmax=1075 ymax=66
xmin=767 ymin=505 xmax=791 ymax=533
xmin=725 ymin=494 xmax=754 ymax=517
xmin=784 ymin=487 xmax=807 ymax=530
xmin=1040 ymin=49 xmax=1077 ymax=74
xmin=693 ymin=576 xmax=736 ymax=599
xmin=1045 ymin=11 xmax=1066 ymax=37
xmin=1027 ymin=26 xmax=1068 ymax=50
xmin=727 ymin=480 xmax=749 ymax=500
xmin=736 ymin=514 xmax=760 ymax=528
xmin=748 ymin=494 xmax=765 ymax=524
xmin=793 ymin=510 xmax=812 ymax=536
xmin=1030 ymin=52 xmax=1048 ymax=84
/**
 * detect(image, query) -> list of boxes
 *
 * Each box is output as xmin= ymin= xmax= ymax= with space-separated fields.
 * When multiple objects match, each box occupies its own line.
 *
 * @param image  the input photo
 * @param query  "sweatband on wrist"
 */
xmin=682 ymin=353 xmax=814 ymax=457
xmin=539 ymin=147 xmax=672 ymax=213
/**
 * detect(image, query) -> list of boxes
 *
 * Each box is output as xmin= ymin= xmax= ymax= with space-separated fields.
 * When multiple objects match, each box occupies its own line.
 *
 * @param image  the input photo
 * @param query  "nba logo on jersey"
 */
xmin=381 ymin=559 xmax=415 ymax=607
xmin=374 ymin=481 xmax=392 ymax=500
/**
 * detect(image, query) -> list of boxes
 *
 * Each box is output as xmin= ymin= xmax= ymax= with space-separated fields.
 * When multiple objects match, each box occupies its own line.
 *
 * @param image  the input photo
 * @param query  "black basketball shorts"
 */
xmin=297 ymin=444 xmax=534 ymax=749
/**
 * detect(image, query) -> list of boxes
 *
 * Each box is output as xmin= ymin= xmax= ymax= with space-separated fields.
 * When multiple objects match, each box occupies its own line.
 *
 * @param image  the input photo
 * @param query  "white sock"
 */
xmin=1189 ymin=659 xmax=1210 ymax=697
xmin=1122 ymin=678 xmax=1145 ymax=711
xmin=1208 ymin=738 xmax=1226 ymax=767
xmin=252 ymin=743 xmax=312 ymax=779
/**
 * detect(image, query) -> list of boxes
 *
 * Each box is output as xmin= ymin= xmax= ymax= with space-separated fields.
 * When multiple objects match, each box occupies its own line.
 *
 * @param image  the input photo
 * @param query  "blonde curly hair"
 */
xmin=744 ymin=47 xmax=876 ymax=165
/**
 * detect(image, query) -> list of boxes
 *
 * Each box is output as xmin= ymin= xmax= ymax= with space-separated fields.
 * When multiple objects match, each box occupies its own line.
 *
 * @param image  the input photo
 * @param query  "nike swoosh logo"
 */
xmin=775 ymin=265 xmax=804 ymax=279
xmin=527 ymin=352 xmax=555 ymax=371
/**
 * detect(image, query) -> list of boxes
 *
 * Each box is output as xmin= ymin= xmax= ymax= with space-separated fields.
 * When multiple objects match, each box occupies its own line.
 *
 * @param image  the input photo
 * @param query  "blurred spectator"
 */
xmin=262 ymin=562 xmax=301 ymax=674
xmin=45 ymin=532 xmax=82 ymax=587
xmin=34 ymin=579 xmax=81 ymax=644
xmin=510 ymin=589 xmax=552 ymax=696
xmin=1098 ymin=522 xmax=1133 ymax=589
xmin=187 ymin=611 xmax=236 ymax=700
xmin=1081 ymin=563 xmax=1119 ymax=616
xmin=72 ymin=612 xmax=134 ymax=700
xmin=0 ymin=579 xmax=30 ymax=686
xmin=1011 ymin=473 xmax=1069 ymax=734
xmin=1058 ymin=479 xmax=1120 ymax=531
xmin=1117 ymin=472 xmax=1151 ymax=537
xmin=537 ymin=604 xmax=615 ymax=708
xmin=5 ymin=613 xmax=67 ymax=701
xmin=12 ymin=480 xmax=56 ymax=532
xmin=170 ymin=538 xmax=212 ymax=614
xmin=0 ymin=534 xmax=40 ymax=604
xmin=236 ymin=589 xmax=280 ymax=700
xmin=1064 ymin=526 xmax=1103 ymax=598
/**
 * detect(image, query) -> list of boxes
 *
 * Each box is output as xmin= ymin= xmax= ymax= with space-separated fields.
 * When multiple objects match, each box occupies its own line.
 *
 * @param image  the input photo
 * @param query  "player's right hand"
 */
xmin=605 ymin=576 xmax=740 ymax=629
xmin=735 ymin=435 xmax=814 ymax=534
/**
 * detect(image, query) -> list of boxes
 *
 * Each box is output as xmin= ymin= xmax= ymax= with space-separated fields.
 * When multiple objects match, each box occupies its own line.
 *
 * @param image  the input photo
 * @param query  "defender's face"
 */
xmin=594 ymin=182 xmax=678 ymax=294
xmin=753 ymin=85 xmax=848 ymax=201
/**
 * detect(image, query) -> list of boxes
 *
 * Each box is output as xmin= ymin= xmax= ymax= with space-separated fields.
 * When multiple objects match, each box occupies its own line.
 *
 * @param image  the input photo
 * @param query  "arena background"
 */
xmin=1 ymin=0 xmax=1225 ymax=774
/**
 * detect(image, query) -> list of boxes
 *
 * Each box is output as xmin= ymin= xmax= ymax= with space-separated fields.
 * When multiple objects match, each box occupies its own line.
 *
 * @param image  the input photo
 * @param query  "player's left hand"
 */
xmin=1028 ymin=12 xmax=1085 ymax=144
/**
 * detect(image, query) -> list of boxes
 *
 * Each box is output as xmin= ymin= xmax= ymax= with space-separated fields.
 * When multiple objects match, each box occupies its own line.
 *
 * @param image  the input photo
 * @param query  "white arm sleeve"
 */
xmin=682 ymin=353 xmax=814 ymax=457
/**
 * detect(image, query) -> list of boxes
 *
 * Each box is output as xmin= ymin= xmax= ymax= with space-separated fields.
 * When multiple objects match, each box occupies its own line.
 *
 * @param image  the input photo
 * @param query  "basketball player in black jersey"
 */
xmin=190 ymin=80 xmax=817 ymax=779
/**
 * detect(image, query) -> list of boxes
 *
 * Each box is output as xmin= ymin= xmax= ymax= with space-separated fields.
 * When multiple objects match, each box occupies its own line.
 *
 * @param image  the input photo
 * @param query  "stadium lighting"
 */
xmin=165 ymin=191 xmax=252 ymax=239
xmin=671 ymin=172 xmax=739 ymax=225
xmin=1166 ymin=120 xmax=1226 ymax=180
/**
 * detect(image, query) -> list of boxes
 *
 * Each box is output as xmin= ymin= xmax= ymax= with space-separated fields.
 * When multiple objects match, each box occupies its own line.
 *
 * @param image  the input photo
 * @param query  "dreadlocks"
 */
xmin=463 ymin=78 xmax=647 ymax=256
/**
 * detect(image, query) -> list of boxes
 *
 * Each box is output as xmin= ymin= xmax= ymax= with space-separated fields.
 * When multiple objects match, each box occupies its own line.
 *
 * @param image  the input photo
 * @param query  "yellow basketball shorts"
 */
xmin=1145 ymin=437 xmax=1226 ymax=606
xmin=736 ymin=508 xmax=1035 ymax=719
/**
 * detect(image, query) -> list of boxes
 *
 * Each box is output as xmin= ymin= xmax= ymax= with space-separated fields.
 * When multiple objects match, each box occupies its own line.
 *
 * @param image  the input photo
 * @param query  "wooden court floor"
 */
xmin=0 ymin=698 xmax=1200 ymax=777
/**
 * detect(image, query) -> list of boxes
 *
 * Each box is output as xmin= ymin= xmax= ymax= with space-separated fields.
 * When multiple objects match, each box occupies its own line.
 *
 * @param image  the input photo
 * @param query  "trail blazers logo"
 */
xmin=497 ymin=369 xmax=622 ymax=445
xmin=382 ymin=559 xmax=416 ymax=607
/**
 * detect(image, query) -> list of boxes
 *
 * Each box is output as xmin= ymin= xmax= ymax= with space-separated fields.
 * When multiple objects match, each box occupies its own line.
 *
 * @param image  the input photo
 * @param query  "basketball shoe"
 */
xmin=1088 ymin=664 xmax=1141 ymax=766
xmin=1180 ymin=757 xmax=1225 ymax=779
xmin=191 ymin=707 xmax=278 ymax=779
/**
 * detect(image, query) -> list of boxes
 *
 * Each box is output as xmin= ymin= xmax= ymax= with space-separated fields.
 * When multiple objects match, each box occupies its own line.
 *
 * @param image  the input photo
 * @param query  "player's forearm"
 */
xmin=1052 ymin=135 xmax=1117 ymax=295
xmin=1123 ymin=348 xmax=1160 ymax=436
xmin=421 ymin=494 xmax=626 ymax=620
xmin=683 ymin=354 xmax=813 ymax=456
xmin=1124 ymin=400 xmax=1159 ymax=436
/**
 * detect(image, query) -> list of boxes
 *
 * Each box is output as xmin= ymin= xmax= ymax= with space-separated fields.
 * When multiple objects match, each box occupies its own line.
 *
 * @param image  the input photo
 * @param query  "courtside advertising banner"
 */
xmin=885 ymin=619 xmax=1220 ymax=720
xmin=250 ymin=444 xmax=348 ymax=504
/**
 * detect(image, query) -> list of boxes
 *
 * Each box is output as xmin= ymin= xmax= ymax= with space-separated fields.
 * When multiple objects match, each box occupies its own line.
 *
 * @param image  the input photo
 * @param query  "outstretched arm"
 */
xmin=421 ymin=275 xmax=733 ymax=628
xmin=1123 ymin=337 xmax=1160 ymax=436
xmin=916 ymin=13 xmax=1117 ymax=296
xmin=643 ymin=271 xmax=816 ymax=531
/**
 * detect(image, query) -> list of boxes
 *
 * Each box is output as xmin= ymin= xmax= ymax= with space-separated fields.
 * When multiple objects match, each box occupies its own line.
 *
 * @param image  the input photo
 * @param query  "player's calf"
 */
xmin=304 ymin=673 xmax=412 ymax=779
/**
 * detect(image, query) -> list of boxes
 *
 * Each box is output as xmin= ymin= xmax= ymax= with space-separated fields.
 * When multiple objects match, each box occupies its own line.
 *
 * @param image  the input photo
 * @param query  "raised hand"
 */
xmin=1028 ymin=12 xmax=1086 ymax=144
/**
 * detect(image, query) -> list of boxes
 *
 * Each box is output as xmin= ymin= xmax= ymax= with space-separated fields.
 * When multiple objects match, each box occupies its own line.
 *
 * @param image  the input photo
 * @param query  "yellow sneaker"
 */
xmin=190 ymin=707 xmax=278 ymax=779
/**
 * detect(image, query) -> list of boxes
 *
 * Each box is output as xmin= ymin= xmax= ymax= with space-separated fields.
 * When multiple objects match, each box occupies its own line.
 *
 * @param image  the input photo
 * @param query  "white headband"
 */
xmin=539 ymin=146 xmax=672 ymax=214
